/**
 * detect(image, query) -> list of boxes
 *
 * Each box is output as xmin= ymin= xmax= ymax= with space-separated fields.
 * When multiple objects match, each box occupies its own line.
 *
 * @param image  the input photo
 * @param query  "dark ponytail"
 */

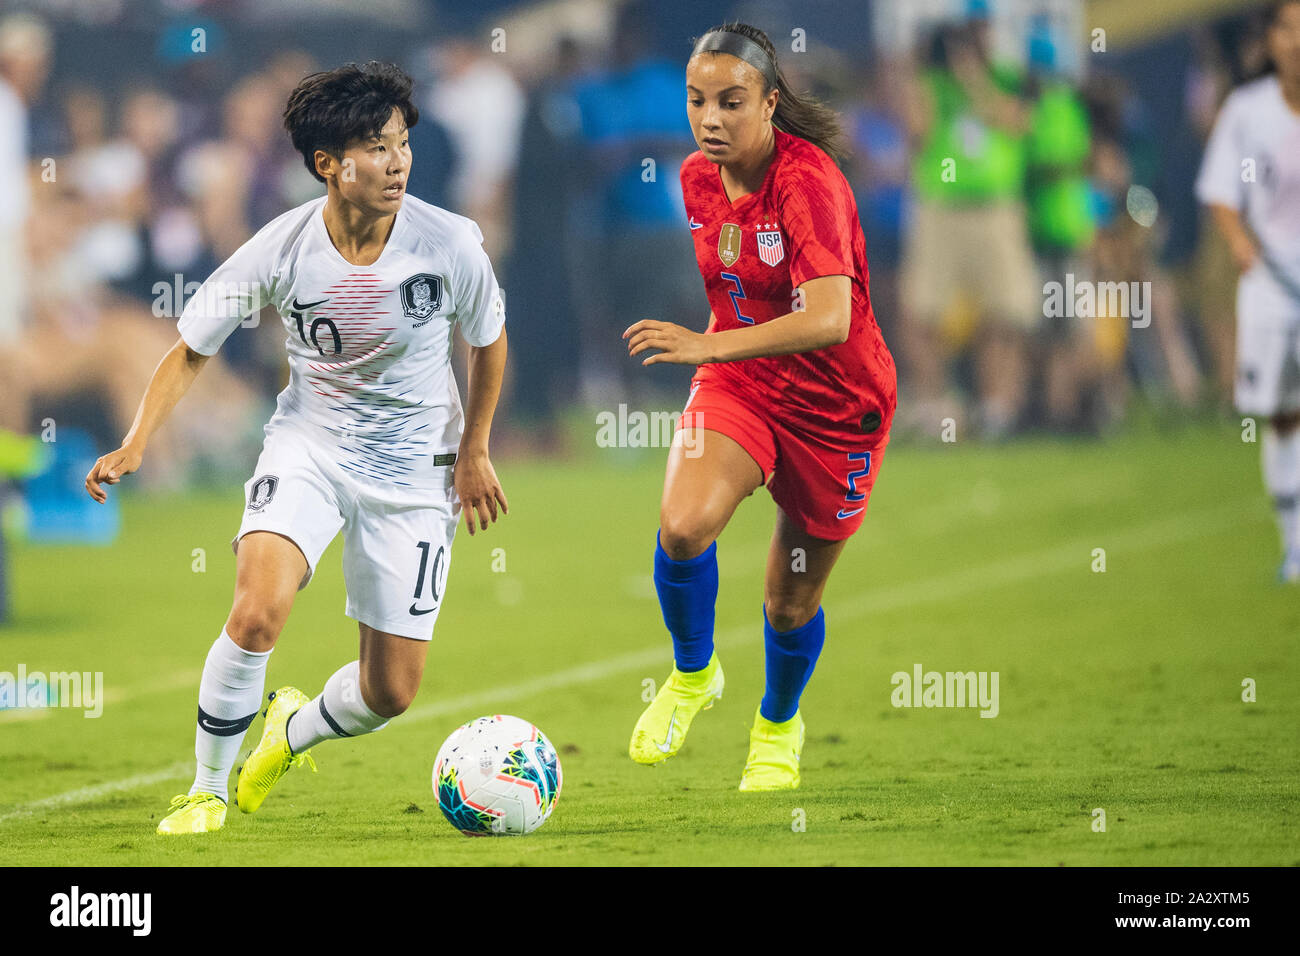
xmin=697 ymin=21 xmax=848 ymax=164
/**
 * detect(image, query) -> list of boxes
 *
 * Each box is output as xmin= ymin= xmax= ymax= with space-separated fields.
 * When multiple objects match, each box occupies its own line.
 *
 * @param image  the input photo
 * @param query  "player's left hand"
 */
xmin=453 ymin=448 xmax=508 ymax=536
xmin=623 ymin=319 xmax=712 ymax=366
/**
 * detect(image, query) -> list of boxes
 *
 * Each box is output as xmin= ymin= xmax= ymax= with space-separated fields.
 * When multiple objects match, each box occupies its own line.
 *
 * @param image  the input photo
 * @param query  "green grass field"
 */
xmin=1 ymin=417 xmax=1296 ymax=866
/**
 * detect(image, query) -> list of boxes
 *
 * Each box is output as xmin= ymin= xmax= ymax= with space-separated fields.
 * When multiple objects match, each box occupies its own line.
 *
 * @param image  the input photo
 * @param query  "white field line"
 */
xmin=0 ymin=761 xmax=195 ymax=822
xmin=0 ymin=500 xmax=1251 ymax=824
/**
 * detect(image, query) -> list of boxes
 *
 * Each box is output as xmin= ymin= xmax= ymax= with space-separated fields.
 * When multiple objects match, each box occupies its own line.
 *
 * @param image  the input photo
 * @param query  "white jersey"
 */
xmin=179 ymin=194 xmax=505 ymax=488
xmin=1196 ymin=75 xmax=1300 ymax=298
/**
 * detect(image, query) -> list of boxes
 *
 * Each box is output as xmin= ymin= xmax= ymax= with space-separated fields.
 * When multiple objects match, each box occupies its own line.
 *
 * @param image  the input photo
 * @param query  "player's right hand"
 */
xmin=85 ymin=444 xmax=143 ymax=503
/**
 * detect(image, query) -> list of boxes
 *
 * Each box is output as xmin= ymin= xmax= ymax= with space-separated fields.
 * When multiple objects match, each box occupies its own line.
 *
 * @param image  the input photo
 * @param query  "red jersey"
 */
xmin=680 ymin=128 xmax=896 ymax=437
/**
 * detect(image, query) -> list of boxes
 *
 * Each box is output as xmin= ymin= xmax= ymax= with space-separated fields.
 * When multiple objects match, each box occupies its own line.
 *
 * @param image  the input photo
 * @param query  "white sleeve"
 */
xmin=452 ymin=220 xmax=505 ymax=348
xmin=1195 ymin=93 xmax=1245 ymax=211
xmin=177 ymin=230 xmax=273 ymax=356
xmin=0 ymin=85 xmax=29 ymax=228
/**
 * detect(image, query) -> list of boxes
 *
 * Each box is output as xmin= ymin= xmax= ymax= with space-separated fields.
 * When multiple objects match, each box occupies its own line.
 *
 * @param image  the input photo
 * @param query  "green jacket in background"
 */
xmin=1025 ymin=80 xmax=1095 ymax=253
xmin=913 ymin=63 xmax=1028 ymax=204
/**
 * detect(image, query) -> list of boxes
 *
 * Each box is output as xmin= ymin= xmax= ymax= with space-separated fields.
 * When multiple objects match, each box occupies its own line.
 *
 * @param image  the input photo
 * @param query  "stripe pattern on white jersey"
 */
xmin=178 ymin=195 xmax=504 ymax=489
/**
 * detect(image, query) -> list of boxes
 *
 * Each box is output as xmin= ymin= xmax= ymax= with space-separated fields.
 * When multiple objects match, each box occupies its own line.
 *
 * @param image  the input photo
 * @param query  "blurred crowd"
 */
xmin=853 ymin=2 xmax=1259 ymax=440
xmin=0 ymin=0 xmax=1278 ymax=488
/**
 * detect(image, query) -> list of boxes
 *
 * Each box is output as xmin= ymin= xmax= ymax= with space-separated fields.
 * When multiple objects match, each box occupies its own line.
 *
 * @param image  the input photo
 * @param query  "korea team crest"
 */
xmin=718 ymin=223 xmax=742 ymax=267
xmin=756 ymin=227 xmax=784 ymax=267
xmin=247 ymin=475 xmax=278 ymax=513
xmin=400 ymin=273 xmax=445 ymax=328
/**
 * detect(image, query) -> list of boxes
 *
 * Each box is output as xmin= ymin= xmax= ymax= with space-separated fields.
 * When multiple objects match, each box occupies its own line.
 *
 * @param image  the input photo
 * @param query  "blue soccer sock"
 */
xmin=653 ymin=531 xmax=718 ymax=673
xmin=759 ymin=605 xmax=826 ymax=723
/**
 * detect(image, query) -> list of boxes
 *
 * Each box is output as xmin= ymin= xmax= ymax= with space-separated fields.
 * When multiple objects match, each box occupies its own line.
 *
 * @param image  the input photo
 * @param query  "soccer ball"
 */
xmin=433 ymin=715 xmax=562 ymax=836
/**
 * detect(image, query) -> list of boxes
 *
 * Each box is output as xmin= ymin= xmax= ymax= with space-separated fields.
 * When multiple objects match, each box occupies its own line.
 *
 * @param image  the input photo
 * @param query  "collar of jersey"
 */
xmin=715 ymin=128 xmax=785 ymax=210
xmin=314 ymin=197 xmax=407 ymax=271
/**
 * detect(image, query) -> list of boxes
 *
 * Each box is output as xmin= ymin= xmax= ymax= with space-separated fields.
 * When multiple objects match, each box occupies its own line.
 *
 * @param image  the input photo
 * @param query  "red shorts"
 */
xmin=678 ymin=378 xmax=892 ymax=541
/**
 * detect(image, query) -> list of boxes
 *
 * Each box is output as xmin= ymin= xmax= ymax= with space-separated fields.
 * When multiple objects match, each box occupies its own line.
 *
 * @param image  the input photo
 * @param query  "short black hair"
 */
xmin=283 ymin=61 xmax=419 ymax=183
xmin=1268 ymin=0 xmax=1300 ymax=27
xmin=1253 ymin=0 xmax=1300 ymax=79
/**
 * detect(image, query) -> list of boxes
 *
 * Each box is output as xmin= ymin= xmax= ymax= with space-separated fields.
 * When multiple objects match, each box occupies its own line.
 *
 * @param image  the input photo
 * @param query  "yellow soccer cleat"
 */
xmin=738 ymin=707 xmax=805 ymax=791
xmin=235 ymin=686 xmax=316 ymax=814
xmin=156 ymin=792 xmax=226 ymax=835
xmin=629 ymin=652 xmax=724 ymax=765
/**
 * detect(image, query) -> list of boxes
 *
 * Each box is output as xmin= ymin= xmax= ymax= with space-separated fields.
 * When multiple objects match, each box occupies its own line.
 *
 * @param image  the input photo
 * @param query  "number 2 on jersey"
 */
xmin=721 ymin=272 xmax=755 ymax=325
xmin=845 ymin=452 xmax=872 ymax=502
xmin=836 ymin=452 xmax=872 ymax=521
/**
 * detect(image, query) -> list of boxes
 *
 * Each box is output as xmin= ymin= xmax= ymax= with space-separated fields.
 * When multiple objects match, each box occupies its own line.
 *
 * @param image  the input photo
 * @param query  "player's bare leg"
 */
xmin=158 ymin=530 xmax=307 ymax=833
xmin=763 ymin=508 xmax=847 ymax=631
xmin=269 ymin=622 xmax=428 ymax=762
xmin=740 ymin=509 xmax=847 ymax=790
xmin=225 ymin=531 xmax=309 ymax=651
xmin=630 ymin=428 xmax=764 ymax=764
xmin=357 ymin=623 xmax=430 ymax=718
xmin=658 ymin=426 xmax=763 ymax=560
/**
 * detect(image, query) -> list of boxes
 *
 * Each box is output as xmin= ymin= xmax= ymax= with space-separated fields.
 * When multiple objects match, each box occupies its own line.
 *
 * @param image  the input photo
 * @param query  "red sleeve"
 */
xmin=680 ymin=153 xmax=705 ymax=218
xmin=779 ymin=163 xmax=856 ymax=287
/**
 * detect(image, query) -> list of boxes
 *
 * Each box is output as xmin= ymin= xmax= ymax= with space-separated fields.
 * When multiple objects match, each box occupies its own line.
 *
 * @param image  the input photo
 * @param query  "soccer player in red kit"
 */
xmin=624 ymin=22 xmax=897 ymax=789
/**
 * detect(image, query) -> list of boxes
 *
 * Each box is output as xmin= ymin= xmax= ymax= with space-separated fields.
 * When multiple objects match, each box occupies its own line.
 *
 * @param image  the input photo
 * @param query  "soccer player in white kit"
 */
xmin=1197 ymin=1 xmax=1300 ymax=582
xmin=83 ymin=62 xmax=510 ymax=833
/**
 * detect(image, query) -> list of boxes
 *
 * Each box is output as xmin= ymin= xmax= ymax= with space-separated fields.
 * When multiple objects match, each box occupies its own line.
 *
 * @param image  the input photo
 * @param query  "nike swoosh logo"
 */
xmin=836 ymin=508 xmax=864 ymax=519
xmin=291 ymin=297 xmax=329 ymax=311
xmin=409 ymin=603 xmax=438 ymax=616
xmin=655 ymin=706 xmax=678 ymax=753
xmin=199 ymin=718 xmax=240 ymax=732
xmin=688 ymin=217 xmax=703 ymax=231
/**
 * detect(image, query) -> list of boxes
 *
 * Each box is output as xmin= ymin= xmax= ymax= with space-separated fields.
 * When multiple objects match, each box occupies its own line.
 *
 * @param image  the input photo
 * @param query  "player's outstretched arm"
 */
xmin=85 ymin=336 xmax=210 ymax=502
xmin=623 ymin=276 xmax=850 ymax=366
xmin=454 ymin=328 xmax=509 ymax=536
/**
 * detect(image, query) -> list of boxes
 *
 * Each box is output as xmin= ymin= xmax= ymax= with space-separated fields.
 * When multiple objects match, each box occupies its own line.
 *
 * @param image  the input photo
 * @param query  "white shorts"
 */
xmin=232 ymin=422 xmax=460 ymax=640
xmin=1236 ymin=267 xmax=1300 ymax=418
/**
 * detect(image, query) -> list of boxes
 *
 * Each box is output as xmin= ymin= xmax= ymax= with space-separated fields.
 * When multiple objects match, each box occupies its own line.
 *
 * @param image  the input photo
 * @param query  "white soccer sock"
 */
xmin=1263 ymin=427 xmax=1300 ymax=556
xmin=285 ymin=660 xmax=390 ymax=754
xmin=190 ymin=630 xmax=271 ymax=801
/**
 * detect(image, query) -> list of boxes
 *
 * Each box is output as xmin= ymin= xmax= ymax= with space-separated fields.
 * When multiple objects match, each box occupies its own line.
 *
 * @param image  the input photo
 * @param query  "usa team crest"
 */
xmin=400 ymin=273 xmax=445 ymax=327
xmin=756 ymin=228 xmax=784 ymax=267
